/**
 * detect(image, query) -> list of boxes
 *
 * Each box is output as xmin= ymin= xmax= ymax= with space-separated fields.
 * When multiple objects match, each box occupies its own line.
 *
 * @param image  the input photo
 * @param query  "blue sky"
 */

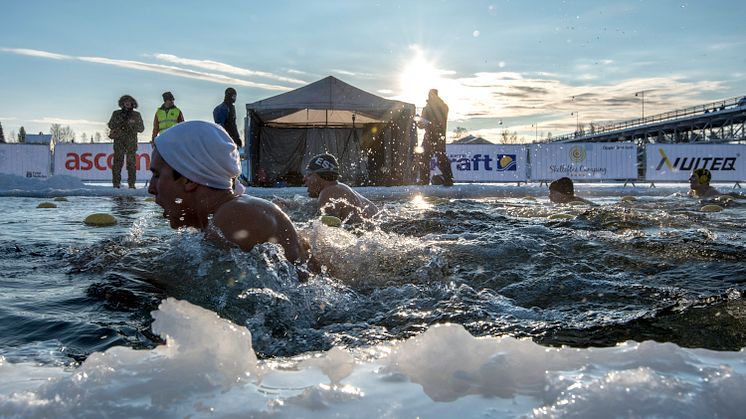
xmin=1 ymin=0 xmax=745 ymax=142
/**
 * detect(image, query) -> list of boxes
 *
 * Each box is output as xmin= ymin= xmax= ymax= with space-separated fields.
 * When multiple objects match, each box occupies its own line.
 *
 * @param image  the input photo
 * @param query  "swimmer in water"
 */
xmin=688 ymin=168 xmax=720 ymax=198
xmin=548 ymin=177 xmax=594 ymax=205
xmin=148 ymin=120 xmax=310 ymax=264
xmin=303 ymin=153 xmax=378 ymax=224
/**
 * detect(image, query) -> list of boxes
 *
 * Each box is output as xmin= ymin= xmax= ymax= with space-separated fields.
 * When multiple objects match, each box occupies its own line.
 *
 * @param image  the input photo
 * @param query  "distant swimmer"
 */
xmin=303 ymin=153 xmax=379 ymax=224
xmin=548 ymin=177 xmax=593 ymax=205
xmin=148 ymin=121 xmax=310 ymax=264
xmin=688 ymin=168 xmax=720 ymax=198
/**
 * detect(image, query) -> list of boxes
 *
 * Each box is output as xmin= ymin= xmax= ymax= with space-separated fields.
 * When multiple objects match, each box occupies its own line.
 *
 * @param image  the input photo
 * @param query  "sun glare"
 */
xmin=399 ymin=49 xmax=443 ymax=106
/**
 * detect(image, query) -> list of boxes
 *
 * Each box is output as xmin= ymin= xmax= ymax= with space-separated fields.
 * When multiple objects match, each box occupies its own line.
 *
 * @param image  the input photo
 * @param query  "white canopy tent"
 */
xmin=245 ymin=76 xmax=417 ymax=186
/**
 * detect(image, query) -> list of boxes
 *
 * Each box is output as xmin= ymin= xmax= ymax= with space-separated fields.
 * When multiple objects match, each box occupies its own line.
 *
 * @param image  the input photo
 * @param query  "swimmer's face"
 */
xmin=303 ymin=172 xmax=324 ymax=198
xmin=148 ymin=150 xmax=188 ymax=229
xmin=689 ymin=173 xmax=701 ymax=189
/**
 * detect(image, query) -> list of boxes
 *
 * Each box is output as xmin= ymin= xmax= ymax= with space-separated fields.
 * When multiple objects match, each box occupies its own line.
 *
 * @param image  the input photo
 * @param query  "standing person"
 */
xmin=213 ymin=87 xmax=242 ymax=147
xmin=152 ymin=91 xmax=184 ymax=140
xmin=418 ymin=89 xmax=453 ymax=186
xmin=107 ymin=95 xmax=144 ymax=189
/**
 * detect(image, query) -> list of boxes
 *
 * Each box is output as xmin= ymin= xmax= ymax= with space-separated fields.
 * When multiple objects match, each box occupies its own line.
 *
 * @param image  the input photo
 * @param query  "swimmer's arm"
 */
xmin=211 ymin=203 xmax=279 ymax=253
xmin=318 ymin=188 xmax=347 ymax=218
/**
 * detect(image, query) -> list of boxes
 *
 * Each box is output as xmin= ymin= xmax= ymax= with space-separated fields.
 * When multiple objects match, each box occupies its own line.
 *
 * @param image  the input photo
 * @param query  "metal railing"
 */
xmin=550 ymin=95 xmax=746 ymax=142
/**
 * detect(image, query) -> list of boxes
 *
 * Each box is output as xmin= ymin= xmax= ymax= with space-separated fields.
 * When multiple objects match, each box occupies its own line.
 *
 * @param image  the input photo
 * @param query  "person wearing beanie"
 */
xmin=417 ymin=88 xmax=453 ymax=186
xmin=303 ymin=153 xmax=378 ymax=224
xmin=107 ymin=94 xmax=144 ymax=188
xmin=152 ymin=91 xmax=185 ymax=140
xmin=148 ymin=120 xmax=311 ymax=265
xmin=213 ymin=87 xmax=242 ymax=147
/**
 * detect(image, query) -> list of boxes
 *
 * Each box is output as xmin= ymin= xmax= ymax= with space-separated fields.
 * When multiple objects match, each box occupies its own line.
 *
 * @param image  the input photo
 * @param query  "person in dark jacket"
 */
xmin=213 ymin=87 xmax=242 ymax=147
xmin=107 ymin=95 xmax=144 ymax=188
xmin=417 ymin=89 xmax=453 ymax=186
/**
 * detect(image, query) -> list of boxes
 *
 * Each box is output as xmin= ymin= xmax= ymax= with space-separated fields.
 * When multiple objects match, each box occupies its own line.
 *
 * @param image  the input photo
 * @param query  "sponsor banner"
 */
xmin=53 ymin=143 xmax=153 ymax=181
xmin=434 ymin=144 xmax=528 ymax=182
xmin=0 ymin=143 xmax=51 ymax=179
xmin=645 ymin=144 xmax=746 ymax=182
xmin=530 ymin=142 xmax=637 ymax=180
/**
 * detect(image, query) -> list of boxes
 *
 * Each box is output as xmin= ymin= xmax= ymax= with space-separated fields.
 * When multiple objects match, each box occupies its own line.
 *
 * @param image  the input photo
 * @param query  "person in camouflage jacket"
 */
xmin=107 ymin=95 xmax=145 ymax=188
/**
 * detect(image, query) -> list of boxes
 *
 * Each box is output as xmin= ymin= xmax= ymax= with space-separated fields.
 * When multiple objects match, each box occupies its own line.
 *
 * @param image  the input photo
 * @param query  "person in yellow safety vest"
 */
xmin=152 ymin=91 xmax=185 ymax=140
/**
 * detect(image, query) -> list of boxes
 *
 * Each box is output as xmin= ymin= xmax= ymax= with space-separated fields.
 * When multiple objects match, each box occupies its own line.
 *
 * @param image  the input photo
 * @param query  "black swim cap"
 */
xmin=306 ymin=153 xmax=339 ymax=175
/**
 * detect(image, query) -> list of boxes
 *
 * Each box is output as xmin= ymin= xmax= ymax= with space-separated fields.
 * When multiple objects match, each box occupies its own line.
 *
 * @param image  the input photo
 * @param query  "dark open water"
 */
xmin=1 ymin=189 xmax=744 ymax=366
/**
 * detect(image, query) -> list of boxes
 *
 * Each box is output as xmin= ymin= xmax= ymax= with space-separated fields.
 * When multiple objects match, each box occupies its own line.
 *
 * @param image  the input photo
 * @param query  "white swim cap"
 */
xmin=154 ymin=121 xmax=244 ymax=194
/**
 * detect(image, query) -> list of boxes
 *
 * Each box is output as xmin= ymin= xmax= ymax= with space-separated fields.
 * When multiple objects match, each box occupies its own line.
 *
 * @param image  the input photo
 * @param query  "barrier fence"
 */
xmin=1 ymin=142 xmax=744 ymax=184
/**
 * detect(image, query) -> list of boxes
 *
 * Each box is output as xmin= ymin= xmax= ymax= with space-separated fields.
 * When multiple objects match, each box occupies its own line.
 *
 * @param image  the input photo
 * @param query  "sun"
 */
xmin=398 ymin=48 xmax=443 ymax=106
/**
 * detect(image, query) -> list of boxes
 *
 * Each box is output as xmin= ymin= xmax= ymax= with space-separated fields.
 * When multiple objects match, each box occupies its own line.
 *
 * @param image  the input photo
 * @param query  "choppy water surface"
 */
xmin=1 ymin=189 xmax=745 ymax=365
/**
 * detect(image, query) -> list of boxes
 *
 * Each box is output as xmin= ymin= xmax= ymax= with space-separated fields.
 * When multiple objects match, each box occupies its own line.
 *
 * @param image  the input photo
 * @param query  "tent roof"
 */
xmin=246 ymin=76 xmax=415 ymax=125
xmin=452 ymin=135 xmax=494 ymax=145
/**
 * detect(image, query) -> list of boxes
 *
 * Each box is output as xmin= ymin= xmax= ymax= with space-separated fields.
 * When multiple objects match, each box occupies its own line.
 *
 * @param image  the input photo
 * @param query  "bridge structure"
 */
xmin=550 ymin=95 xmax=746 ymax=145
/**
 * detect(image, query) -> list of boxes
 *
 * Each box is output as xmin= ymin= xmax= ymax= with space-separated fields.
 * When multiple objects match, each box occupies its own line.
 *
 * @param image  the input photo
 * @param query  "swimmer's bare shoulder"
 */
xmin=211 ymin=195 xmax=303 ymax=262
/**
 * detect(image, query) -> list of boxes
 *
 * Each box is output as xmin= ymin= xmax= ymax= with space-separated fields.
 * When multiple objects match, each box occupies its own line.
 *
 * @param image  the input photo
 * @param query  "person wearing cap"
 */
xmin=688 ymin=168 xmax=720 ymax=198
xmin=213 ymin=87 xmax=242 ymax=147
xmin=548 ymin=177 xmax=593 ymax=204
xmin=303 ymin=153 xmax=378 ymax=224
xmin=417 ymin=89 xmax=453 ymax=186
xmin=107 ymin=94 xmax=144 ymax=188
xmin=152 ymin=91 xmax=185 ymax=140
xmin=148 ymin=120 xmax=310 ymax=264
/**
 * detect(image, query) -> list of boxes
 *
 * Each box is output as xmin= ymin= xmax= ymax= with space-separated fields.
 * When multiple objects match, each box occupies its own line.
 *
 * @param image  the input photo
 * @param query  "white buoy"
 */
xmin=84 ymin=213 xmax=118 ymax=226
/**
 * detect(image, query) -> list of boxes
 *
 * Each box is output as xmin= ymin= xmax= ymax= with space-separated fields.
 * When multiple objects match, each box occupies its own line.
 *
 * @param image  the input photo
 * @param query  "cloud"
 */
xmin=30 ymin=117 xmax=105 ymax=125
xmin=0 ymin=116 xmax=18 ymax=122
xmin=0 ymin=48 xmax=71 ymax=60
xmin=1 ymin=47 xmax=292 ymax=91
xmin=152 ymin=53 xmax=307 ymax=84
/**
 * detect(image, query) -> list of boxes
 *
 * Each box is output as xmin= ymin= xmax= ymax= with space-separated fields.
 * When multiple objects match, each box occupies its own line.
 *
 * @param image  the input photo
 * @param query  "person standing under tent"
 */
xmin=107 ymin=94 xmax=144 ymax=189
xmin=418 ymin=89 xmax=453 ymax=186
xmin=152 ymin=91 xmax=184 ymax=140
xmin=213 ymin=87 xmax=242 ymax=147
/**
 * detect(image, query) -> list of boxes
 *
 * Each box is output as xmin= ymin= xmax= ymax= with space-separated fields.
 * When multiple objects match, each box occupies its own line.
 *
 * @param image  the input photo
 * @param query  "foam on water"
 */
xmin=1 ymin=298 xmax=745 ymax=418
xmin=2 ymin=174 xmax=746 ymax=417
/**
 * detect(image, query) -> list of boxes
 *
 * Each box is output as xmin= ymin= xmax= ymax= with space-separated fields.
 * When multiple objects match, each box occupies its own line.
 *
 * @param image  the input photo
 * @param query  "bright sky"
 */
xmin=1 ymin=0 xmax=745 ymax=143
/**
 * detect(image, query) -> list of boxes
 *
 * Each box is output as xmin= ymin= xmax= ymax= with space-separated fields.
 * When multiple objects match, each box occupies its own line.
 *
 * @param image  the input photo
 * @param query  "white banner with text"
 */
xmin=53 ymin=143 xmax=153 ymax=181
xmin=0 ymin=144 xmax=52 ymax=179
xmin=435 ymin=144 xmax=528 ymax=182
xmin=644 ymin=144 xmax=746 ymax=182
xmin=529 ymin=142 xmax=637 ymax=180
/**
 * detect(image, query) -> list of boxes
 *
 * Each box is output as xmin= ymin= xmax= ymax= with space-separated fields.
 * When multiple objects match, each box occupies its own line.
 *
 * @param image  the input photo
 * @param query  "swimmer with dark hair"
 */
xmin=688 ymin=168 xmax=720 ymax=198
xmin=548 ymin=177 xmax=593 ymax=205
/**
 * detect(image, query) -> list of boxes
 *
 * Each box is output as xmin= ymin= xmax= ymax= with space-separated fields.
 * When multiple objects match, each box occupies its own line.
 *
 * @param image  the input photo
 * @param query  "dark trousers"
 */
xmin=419 ymin=145 xmax=453 ymax=185
xmin=112 ymin=138 xmax=138 ymax=187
